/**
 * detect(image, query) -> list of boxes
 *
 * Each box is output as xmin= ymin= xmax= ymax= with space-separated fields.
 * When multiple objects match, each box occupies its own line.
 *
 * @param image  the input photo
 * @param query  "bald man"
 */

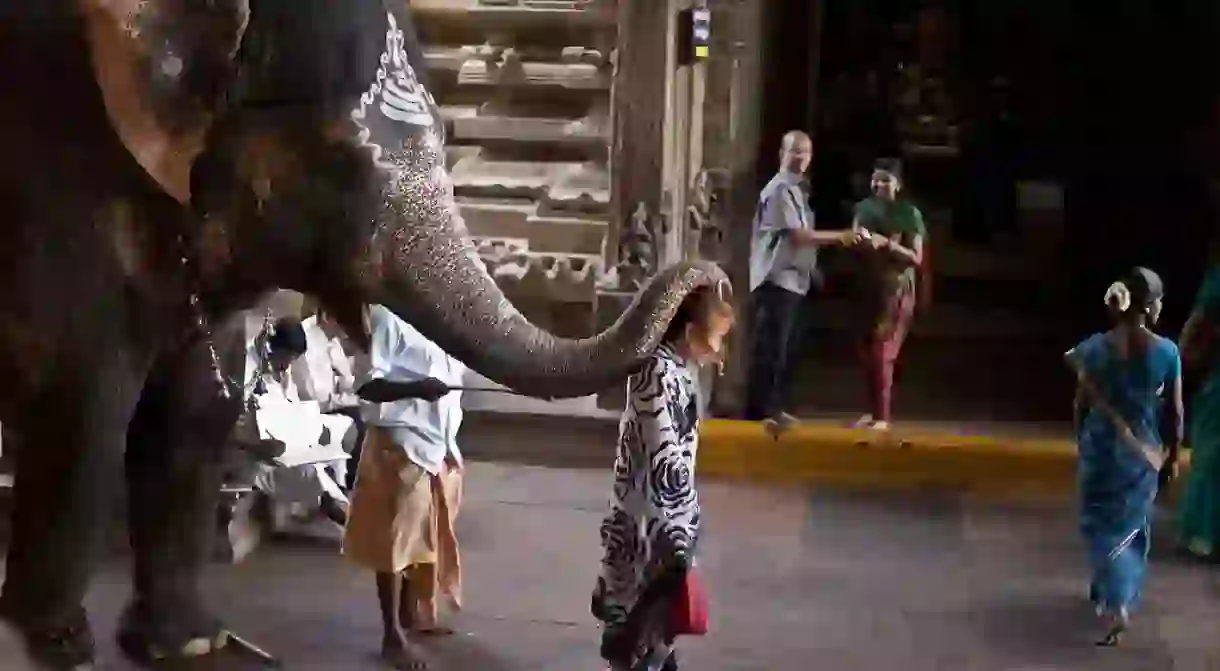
xmin=747 ymin=131 xmax=859 ymax=429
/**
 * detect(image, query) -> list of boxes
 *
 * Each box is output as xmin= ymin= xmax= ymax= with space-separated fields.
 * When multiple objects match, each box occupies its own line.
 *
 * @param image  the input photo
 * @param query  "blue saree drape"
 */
xmin=1068 ymin=332 xmax=1180 ymax=613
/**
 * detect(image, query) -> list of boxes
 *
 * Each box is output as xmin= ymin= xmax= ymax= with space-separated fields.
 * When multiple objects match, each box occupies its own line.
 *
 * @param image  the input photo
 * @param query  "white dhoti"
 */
xmin=319 ymin=412 xmax=357 ymax=486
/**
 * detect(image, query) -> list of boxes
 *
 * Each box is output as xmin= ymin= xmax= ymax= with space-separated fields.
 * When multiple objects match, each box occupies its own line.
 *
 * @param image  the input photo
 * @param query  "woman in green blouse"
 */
xmin=850 ymin=159 xmax=926 ymax=431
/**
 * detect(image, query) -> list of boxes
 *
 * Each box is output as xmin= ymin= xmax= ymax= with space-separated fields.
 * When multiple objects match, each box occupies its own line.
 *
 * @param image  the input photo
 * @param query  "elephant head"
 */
xmin=83 ymin=0 xmax=728 ymax=398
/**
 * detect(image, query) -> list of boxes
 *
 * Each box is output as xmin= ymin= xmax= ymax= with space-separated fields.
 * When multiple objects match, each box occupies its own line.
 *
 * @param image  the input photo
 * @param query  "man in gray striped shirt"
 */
xmin=746 ymin=131 xmax=859 ymax=427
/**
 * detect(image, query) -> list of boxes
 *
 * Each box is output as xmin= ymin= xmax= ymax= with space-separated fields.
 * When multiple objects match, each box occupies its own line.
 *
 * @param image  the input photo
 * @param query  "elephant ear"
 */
xmin=81 ymin=0 xmax=250 ymax=204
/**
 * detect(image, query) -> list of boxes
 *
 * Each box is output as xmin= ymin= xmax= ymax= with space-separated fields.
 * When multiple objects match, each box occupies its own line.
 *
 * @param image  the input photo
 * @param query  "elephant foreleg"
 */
xmin=0 ymin=356 xmax=148 ymax=670
xmin=119 ymin=337 xmax=243 ymax=663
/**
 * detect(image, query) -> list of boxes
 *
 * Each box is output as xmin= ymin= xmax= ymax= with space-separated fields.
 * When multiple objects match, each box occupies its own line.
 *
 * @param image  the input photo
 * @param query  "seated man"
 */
xmin=292 ymin=308 xmax=365 ymax=489
xmin=233 ymin=317 xmax=352 ymax=529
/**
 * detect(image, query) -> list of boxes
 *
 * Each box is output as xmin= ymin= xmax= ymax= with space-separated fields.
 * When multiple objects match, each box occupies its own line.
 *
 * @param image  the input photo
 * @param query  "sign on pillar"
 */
xmin=678 ymin=3 xmax=711 ymax=66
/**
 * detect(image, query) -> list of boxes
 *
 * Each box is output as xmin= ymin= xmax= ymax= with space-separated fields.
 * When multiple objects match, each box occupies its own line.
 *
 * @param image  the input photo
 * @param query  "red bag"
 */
xmin=669 ymin=568 xmax=709 ymax=636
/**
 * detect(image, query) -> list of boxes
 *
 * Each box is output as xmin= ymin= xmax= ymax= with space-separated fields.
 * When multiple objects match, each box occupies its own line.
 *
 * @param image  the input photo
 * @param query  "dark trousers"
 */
xmin=326 ymin=406 xmax=366 ymax=490
xmin=746 ymin=283 xmax=807 ymax=421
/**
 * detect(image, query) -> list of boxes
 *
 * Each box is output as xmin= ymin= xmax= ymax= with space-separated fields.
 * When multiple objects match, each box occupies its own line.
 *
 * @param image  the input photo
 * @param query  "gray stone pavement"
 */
xmin=2 ymin=462 xmax=1220 ymax=670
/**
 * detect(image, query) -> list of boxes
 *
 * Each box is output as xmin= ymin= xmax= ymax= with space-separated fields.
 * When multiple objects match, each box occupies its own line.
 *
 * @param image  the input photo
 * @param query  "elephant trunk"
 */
xmin=366 ymin=137 xmax=726 ymax=399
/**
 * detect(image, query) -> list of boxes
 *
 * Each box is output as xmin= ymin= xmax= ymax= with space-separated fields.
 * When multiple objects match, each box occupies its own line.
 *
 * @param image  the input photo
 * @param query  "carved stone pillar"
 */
xmin=608 ymin=0 xmax=671 ymax=270
xmin=702 ymin=0 xmax=764 ymax=416
xmin=661 ymin=0 xmax=709 ymax=267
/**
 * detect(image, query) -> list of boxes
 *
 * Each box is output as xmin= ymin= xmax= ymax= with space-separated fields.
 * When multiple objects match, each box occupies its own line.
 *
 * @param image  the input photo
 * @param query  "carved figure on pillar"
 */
xmin=687 ymin=169 xmax=728 ymax=262
xmin=616 ymin=202 xmax=658 ymax=291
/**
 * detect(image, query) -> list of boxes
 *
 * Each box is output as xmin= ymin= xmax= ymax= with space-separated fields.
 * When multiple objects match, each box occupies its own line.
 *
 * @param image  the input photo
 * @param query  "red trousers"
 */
xmin=858 ymin=292 xmax=915 ymax=422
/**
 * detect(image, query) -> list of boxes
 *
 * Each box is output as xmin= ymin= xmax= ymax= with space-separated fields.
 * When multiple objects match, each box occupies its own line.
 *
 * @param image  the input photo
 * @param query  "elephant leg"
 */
xmin=118 ymin=341 xmax=243 ymax=664
xmin=0 ymin=359 xmax=147 ymax=669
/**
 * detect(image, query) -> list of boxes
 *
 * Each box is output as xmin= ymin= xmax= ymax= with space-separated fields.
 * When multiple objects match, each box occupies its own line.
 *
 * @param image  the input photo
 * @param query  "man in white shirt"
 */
xmin=293 ymin=309 xmax=366 ymax=489
xmin=235 ymin=317 xmax=353 ymax=528
xmin=343 ymin=305 xmax=465 ymax=670
xmin=293 ymin=309 xmax=359 ymax=412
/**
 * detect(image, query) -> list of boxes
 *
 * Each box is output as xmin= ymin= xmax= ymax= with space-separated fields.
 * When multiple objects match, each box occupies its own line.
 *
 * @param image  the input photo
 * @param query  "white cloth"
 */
xmin=292 ymin=315 xmax=358 ymax=412
xmin=253 ymin=462 xmax=347 ymax=508
xmin=356 ymin=305 xmax=466 ymax=476
xmin=241 ymin=325 xmax=352 ymax=508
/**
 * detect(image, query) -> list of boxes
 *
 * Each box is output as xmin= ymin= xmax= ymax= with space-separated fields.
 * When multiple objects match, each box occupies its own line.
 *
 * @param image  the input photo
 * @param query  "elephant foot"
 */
xmin=116 ymin=600 xmax=228 ymax=666
xmin=0 ymin=605 xmax=96 ymax=670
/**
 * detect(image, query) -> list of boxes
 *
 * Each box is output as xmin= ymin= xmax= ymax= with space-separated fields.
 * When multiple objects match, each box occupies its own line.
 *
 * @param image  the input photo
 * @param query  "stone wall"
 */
xmin=414 ymin=0 xmax=618 ymax=336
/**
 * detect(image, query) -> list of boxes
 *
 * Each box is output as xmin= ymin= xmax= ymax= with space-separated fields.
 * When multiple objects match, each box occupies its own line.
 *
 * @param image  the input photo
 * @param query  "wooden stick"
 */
xmin=447 ymin=386 xmax=532 ymax=395
xmin=226 ymin=630 xmax=280 ymax=668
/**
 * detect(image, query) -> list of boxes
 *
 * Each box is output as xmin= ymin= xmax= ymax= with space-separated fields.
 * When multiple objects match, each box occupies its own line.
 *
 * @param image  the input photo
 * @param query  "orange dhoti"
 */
xmin=342 ymin=426 xmax=463 ymax=627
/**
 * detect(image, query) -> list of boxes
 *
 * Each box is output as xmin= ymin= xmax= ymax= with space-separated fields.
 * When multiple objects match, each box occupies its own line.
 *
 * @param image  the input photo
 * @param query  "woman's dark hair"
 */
xmin=1106 ymin=267 xmax=1164 ymax=362
xmin=267 ymin=317 xmax=308 ymax=357
xmin=662 ymin=285 xmax=732 ymax=344
xmin=1106 ymin=266 xmax=1164 ymax=320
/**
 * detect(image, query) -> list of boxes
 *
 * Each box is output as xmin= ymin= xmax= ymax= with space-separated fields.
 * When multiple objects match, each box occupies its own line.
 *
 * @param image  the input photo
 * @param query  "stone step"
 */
xmin=453 ymin=112 xmax=609 ymax=146
xmin=460 ymin=198 xmax=607 ymax=255
xmin=458 ymin=58 xmax=610 ymax=90
xmin=423 ymin=46 xmax=467 ymax=72
xmin=450 ymin=152 xmax=610 ymax=214
xmin=427 ymin=45 xmax=612 ymax=72
xmin=486 ymin=249 xmax=605 ymax=303
xmin=413 ymin=0 xmax=613 ymax=25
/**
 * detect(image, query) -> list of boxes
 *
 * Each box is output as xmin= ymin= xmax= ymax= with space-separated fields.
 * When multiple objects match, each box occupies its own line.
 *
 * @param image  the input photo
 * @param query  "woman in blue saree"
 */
xmin=1065 ymin=267 xmax=1183 ymax=646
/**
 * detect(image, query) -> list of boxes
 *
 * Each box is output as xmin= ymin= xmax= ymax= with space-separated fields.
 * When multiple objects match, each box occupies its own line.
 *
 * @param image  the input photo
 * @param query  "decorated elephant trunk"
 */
xmin=377 ymin=242 xmax=728 ymax=400
xmin=367 ymin=136 xmax=728 ymax=399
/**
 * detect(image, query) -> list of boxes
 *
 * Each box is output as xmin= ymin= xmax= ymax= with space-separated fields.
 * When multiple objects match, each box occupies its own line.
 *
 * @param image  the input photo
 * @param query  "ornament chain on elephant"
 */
xmin=0 ymin=0 xmax=729 ymax=668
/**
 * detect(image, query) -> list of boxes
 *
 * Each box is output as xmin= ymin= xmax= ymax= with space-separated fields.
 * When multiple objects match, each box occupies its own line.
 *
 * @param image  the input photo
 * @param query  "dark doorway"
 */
xmin=754 ymin=0 xmax=1220 ymax=425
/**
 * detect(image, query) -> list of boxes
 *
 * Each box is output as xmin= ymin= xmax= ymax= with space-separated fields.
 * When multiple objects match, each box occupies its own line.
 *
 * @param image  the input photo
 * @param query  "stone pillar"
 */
xmin=661 ymin=0 xmax=709 ymax=266
xmin=609 ymin=0 xmax=672 ymax=271
xmin=597 ymin=0 xmax=681 ymax=411
xmin=598 ymin=0 xmax=716 ymax=410
xmin=701 ymin=0 xmax=764 ymax=416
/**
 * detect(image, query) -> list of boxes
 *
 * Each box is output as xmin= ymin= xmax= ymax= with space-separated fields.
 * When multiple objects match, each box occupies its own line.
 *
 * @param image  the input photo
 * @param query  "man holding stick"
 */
xmin=344 ymin=305 xmax=467 ymax=670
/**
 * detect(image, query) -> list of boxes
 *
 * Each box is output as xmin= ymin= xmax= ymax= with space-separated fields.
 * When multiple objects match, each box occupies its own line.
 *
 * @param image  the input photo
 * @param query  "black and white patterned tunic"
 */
xmin=596 ymin=343 xmax=702 ymax=628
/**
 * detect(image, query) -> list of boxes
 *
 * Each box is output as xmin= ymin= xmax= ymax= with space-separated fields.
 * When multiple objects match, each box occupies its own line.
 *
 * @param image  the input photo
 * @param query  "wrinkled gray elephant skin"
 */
xmin=0 ymin=0 xmax=727 ymax=668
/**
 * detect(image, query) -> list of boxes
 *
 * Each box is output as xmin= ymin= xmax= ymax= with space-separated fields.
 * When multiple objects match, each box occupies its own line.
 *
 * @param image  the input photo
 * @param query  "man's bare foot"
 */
xmin=382 ymin=638 xmax=428 ymax=670
xmin=851 ymin=415 xmax=875 ymax=428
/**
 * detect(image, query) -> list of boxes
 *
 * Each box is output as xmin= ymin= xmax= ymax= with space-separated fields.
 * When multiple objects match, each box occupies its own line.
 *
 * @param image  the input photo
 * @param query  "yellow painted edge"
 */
xmin=697 ymin=419 xmax=1194 ymax=499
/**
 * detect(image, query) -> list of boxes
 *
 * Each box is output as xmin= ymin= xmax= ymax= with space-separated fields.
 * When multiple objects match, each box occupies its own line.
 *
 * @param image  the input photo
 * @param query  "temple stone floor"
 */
xmin=2 ymin=462 xmax=1220 ymax=670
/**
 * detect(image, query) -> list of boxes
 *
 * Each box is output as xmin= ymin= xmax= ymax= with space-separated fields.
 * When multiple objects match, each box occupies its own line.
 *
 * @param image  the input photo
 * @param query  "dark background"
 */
xmin=750 ymin=0 xmax=1220 ymax=424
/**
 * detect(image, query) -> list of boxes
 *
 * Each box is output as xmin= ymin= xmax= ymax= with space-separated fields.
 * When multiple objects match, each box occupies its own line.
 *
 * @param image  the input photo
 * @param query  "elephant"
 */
xmin=0 ymin=0 xmax=728 ymax=668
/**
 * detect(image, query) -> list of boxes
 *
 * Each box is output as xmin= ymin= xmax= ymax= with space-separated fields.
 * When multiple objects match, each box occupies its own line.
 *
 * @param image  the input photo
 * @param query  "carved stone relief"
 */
xmin=612 ymin=201 xmax=658 ymax=292
xmin=416 ymin=0 xmax=616 ymax=312
xmin=687 ymin=168 xmax=729 ymax=262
